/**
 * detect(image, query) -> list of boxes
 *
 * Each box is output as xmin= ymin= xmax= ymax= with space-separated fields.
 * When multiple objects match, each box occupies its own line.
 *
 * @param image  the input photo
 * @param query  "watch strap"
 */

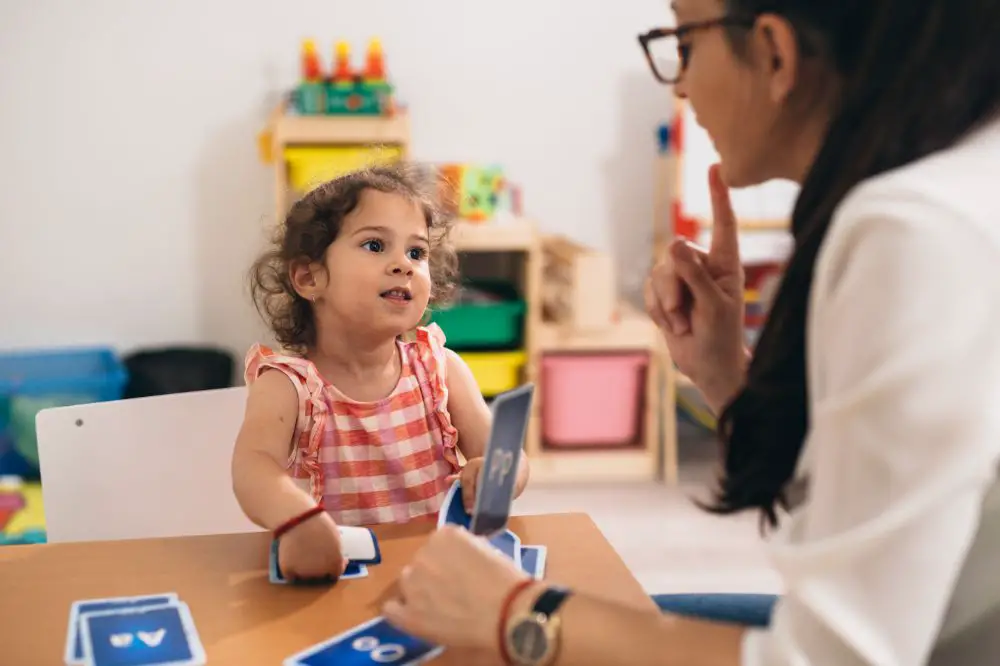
xmin=532 ymin=586 xmax=571 ymax=618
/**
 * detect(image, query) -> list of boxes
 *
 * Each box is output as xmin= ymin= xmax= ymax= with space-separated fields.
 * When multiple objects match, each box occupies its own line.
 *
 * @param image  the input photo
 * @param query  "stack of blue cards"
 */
xmin=437 ymin=480 xmax=548 ymax=579
xmin=64 ymin=592 xmax=206 ymax=666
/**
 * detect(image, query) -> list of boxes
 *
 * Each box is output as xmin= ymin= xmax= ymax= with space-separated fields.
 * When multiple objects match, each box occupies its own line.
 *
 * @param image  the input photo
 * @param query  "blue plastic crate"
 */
xmin=0 ymin=347 xmax=128 ymax=473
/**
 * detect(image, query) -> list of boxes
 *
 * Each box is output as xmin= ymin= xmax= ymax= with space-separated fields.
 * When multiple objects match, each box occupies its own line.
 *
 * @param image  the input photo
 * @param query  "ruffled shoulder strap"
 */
xmin=243 ymin=343 xmax=330 ymax=503
xmin=405 ymin=324 xmax=459 ymax=464
xmin=244 ymin=343 xmax=316 ymax=388
xmin=408 ymin=323 xmax=449 ymax=385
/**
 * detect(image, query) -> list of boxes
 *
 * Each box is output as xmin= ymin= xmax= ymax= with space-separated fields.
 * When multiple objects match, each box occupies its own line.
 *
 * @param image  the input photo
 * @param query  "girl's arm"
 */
xmin=444 ymin=349 xmax=530 ymax=497
xmin=231 ymin=370 xmax=320 ymax=529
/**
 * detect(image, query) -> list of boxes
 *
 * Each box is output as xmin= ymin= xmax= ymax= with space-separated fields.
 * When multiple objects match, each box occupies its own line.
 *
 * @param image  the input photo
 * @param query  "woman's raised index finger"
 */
xmin=707 ymin=164 xmax=740 ymax=267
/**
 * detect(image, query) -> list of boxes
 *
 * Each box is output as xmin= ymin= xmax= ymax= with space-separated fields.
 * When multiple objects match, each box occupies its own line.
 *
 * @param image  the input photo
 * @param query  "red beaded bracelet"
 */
xmin=273 ymin=504 xmax=325 ymax=539
xmin=497 ymin=578 xmax=537 ymax=665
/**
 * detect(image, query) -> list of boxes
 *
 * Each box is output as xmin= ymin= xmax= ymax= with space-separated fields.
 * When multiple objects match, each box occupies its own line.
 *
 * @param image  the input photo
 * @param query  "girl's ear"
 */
xmin=289 ymin=258 xmax=326 ymax=301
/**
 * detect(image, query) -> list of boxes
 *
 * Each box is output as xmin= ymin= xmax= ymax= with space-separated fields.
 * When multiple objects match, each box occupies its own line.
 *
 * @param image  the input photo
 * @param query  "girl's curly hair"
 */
xmin=249 ymin=162 xmax=458 ymax=353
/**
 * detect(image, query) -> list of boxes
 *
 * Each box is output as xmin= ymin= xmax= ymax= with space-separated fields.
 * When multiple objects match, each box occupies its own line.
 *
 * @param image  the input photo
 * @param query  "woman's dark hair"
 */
xmin=711 ymin=1 xmax=1000 ymax=528
xmin=250 ymin=162 xmax=458 ymax=354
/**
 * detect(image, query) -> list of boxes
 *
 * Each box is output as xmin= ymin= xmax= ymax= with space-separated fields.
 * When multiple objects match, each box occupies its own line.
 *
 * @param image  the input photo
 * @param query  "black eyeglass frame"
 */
xmin=638 ymin=16 xmax=756 ymax=84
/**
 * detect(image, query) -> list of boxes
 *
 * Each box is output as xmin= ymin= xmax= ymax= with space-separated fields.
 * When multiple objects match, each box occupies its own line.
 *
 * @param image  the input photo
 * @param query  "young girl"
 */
xmin=231 ymin=163 xmax=530 ymax=581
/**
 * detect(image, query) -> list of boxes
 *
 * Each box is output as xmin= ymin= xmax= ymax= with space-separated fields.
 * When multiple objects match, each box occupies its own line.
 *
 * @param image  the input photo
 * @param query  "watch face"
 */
xmin=510 ymin=617 xmax=549 ymax=663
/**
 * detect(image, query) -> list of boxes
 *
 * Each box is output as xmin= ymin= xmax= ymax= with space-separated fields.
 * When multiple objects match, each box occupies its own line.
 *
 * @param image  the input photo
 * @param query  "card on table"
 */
xmin=284 ymin=616 xmax=443 ymax=666
xmin=489 ymin=529 xmax=523 ymax=570
xmin=65 ymin=593 xmax=180 ymax=665
xmin=337 ymin=525 xmax=381 ymax=565
xmin=519 ymin=545 xmax=548 ymax=580
xmin=470 ymin=384 xmax=534 ymax=537
xmin=269 ymin=539 xmax=369 ymax=585
xmin=78 ymin=601 xmax=206 ymax=666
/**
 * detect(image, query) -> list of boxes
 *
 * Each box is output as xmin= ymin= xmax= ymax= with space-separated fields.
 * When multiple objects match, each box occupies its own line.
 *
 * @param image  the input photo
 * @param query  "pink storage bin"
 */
xmin=541 ymin=352 xmax=649 ymax=448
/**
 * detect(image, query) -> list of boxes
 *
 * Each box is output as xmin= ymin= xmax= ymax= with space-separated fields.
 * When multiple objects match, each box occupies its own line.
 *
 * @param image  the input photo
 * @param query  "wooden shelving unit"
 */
xmin=262 ymin=101 xmax=411 ymax=222
xmin=261 ymin=106 xmax=666 ymax=483
xmin=533 ymin=304 xmax=665 ymax=483
xmin=270 ymin=110 xmax=410 ymax=147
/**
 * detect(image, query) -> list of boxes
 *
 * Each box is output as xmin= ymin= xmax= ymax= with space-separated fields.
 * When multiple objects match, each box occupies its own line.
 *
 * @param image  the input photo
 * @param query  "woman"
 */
xmin=381 ymin=0 xmax=1000 ymax=663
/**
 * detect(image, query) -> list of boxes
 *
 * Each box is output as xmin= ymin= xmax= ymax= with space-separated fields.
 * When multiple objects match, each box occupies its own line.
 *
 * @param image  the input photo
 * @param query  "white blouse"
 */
xmin=742 ymin=114 xmax=1000 ymax=665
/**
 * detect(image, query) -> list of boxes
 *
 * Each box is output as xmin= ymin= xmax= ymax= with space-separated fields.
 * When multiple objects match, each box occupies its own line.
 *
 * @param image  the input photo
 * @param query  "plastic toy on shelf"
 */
xmin=291 ymin=37 xmax=396 ymax=117
xmin=0 ymin=477 xmax=46 ymax=546
xmin=436 ymin=163 xmax=522 ymax=223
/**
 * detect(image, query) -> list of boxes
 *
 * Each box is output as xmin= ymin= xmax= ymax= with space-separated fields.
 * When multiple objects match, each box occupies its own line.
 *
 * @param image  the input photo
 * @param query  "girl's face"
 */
xmin=297 ymin=189 xmax=434 ymax=339
xmin=670 ymin=0 xmax=814 ymax=186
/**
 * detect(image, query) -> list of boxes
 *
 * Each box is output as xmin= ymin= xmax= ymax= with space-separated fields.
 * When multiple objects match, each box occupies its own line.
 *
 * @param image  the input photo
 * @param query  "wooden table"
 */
xmin=0 ymin=512 xmax=655 ymax=665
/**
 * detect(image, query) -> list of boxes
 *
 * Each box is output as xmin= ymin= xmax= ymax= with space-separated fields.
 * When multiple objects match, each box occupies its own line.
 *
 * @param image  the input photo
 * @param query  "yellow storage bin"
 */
xmin=459 ymin=350 xmax=526 ymax=397
xmin=284 ymin=145 xmax=403 ymax=193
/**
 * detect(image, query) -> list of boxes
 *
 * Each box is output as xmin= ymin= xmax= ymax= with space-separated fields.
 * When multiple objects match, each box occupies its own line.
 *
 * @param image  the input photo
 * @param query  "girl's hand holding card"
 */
xmin=446 ymin=457 xmax=485 ymax=512
xmin=277 ymin=510 xmax=346 ymax=582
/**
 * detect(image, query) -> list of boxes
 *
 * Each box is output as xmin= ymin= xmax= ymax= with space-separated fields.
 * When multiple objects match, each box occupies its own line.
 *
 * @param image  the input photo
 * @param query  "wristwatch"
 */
xmin=504 ymin=586 xmax=571 ymax=665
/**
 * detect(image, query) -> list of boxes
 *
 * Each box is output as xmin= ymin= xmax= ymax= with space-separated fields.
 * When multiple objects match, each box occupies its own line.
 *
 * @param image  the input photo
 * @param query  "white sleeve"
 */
xmin=741 ymin=193 xmax=1000 ymax=666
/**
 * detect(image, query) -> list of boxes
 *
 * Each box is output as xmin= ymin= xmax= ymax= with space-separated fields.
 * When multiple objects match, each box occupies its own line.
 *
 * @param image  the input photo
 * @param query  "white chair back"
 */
xmin=35 ymin=387 xmax=262 ymax=543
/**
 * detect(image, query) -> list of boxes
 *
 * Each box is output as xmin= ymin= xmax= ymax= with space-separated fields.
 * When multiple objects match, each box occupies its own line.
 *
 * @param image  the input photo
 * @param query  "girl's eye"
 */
xmin=361 ymin=239 xmax=384 ymax=253
xmin=408 ymin=247 xmax=428 ymax=261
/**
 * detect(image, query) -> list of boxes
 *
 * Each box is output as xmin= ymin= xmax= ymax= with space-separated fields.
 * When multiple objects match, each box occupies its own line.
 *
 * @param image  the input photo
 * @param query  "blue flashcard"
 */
xmin=520 ymin=545 xmax=548 ymax=580
xmin=341 ymin=562 xmax=368 ymax=580
xmin=79 ymin=602 xmax=206 ymax=666
xmin=65 ymin=593 xmax=179 ymax=665
xmin=337 ymin=526 xmax=382 ymax=565
xmin=489 ymin=529 xmax=523 ymax=570
xmin=283 ymin=616 xmax=443 ymax=666
xmin=270 ymin=538 xmax=284 ymax=583
xmin=438 ymin=480 xmax=524 ymax=570
xmin=470 ymin=384 xmax=533 ymax=536
xmin=436 ymin=479 xmax=471 ymax=530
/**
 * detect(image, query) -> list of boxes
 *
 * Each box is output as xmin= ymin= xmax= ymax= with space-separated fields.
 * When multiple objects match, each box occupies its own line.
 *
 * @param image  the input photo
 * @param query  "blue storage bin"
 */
xmin=0 ymin=347 xmax=128 ymax=473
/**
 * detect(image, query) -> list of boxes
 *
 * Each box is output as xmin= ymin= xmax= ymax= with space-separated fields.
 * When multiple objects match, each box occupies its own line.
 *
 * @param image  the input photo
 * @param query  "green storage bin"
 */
xmin=429 ymin=282 xmax=526 ymax=350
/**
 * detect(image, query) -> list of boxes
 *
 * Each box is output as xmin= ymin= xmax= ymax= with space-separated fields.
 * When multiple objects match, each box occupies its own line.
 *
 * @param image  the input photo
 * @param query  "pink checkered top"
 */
xmin=244 ymin=324 xmax=461 ymax=526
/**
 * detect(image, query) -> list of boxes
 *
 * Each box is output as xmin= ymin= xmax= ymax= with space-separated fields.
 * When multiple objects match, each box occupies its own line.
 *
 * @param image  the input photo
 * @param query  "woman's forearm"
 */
xmin=509 ymin=586 xmax=745 ymax=666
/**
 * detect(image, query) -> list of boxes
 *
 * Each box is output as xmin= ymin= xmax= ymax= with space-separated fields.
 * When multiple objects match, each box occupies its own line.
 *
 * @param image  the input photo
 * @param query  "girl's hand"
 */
xmin=383 ymin=526 xmax=532 ymax=652
xmin=646 ymin=164 xmax=749 ymax=413
xmin=277 ymin=511 xmax=347 ymax=582
xmin=446 ymin=457 xmax=485 ymax=511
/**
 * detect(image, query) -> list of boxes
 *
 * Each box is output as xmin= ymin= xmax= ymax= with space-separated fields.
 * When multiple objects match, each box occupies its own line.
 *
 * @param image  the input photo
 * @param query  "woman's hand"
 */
xmin=646 ymin=164 xmax=749 ymax=413
xmin=277 ymin=511 xmax=347 ymax=581
xmin=383 ymin=525 xmax=532 ymax=652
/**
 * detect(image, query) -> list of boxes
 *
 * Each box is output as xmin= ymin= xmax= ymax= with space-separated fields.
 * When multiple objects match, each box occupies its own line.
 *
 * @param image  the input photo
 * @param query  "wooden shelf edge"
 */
xmin=271 ymin=106 xmax=411 ymax=147
xmin=537 ymin=309 xmax=660 ymax=353
xmin=692 ymin=218 xmax=791 ymax=231
xmin=526 ymin=448 xmax=657 ymax=483
xmin=450 ymin=218 xmax=540 ymax=252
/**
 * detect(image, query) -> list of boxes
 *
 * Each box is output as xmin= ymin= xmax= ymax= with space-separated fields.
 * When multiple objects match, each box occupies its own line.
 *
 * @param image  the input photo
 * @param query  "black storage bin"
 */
xmin=122 ymin=347 xmax=236 ymax=398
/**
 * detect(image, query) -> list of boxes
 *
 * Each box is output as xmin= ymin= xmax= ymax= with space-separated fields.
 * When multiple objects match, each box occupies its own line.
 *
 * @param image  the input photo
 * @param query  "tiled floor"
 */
xmin=513 ymin=422 xmax=784 ymax=596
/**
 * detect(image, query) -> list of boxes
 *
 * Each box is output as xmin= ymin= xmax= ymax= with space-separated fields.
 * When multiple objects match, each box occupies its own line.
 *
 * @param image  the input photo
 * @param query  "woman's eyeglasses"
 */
xmin=638 ymin=16 xmax=755 ymax=85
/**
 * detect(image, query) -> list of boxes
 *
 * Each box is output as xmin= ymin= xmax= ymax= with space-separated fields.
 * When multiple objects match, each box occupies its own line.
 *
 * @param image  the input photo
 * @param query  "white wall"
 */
xmin=0 ymin=0 xmax=674 ymax=361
